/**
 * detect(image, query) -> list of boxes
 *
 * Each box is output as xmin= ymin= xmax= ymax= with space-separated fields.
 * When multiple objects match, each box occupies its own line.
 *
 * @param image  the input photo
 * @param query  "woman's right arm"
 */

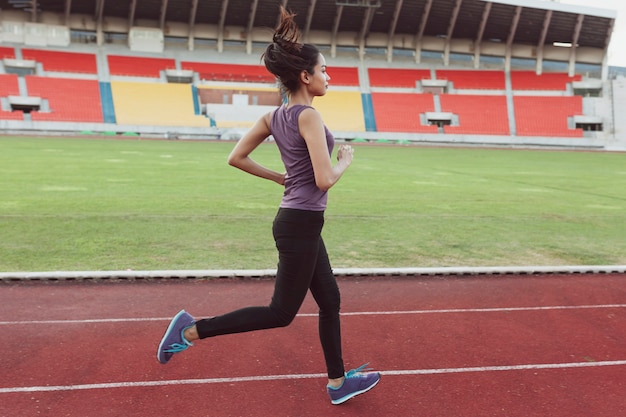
xmin=299 ymin=108 xmax=353 ymax=192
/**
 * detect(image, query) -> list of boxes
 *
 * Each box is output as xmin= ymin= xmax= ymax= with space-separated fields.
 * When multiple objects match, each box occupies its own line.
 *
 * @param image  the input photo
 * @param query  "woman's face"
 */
xmin=307 ymin=53 xmax=330 ymax=96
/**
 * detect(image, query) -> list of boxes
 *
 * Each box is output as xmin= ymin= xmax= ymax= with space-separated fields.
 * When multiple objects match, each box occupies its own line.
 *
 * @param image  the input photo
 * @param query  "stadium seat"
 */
xmin=440 ymin=94 xmax=510 ymax=135
xmin=368 ymin=68 xmax=432 ymax=88
xmin=0 ymin=110 xmax=24 ymax=120
xmin=326 ymin=67 xmax=360 ymax=87
xmin=110 ymin=81 xmax=210 ymax=127
xmin=108 ymin=55 xmax=176 ymax=78
xmin=21 ymin=49 xmax=97 ymax=74
xmin=0 ymin=46 xmax=16 ymax=59
xmin=435 ymin=70 xmax=506 ymax=90
xmin=0 ymin=73 xmax=20 ymax=95
xmin=510 ymin=71 xmax=582 ymax=90
xmin=25 ymin=76 xmax=103 ymax=122
xmin=371 ymin=92 xmax=438 ymax=133
xmin=0 ymin=73 xmax=24 ymax=120
xmin=181 ymin=62 xmax=275 ymax=83
xmin=514 ymin=96 xmax=583 ymax=137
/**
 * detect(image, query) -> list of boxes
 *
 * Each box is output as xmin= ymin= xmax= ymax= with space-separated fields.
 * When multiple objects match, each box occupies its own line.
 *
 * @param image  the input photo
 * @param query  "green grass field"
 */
xmin=1 ymin=136 xmax=625 ymax=272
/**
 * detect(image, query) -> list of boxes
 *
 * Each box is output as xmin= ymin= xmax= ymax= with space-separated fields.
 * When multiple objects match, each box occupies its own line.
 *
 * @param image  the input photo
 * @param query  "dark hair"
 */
xmin=262 ymin=7 xmax=320 ymax=95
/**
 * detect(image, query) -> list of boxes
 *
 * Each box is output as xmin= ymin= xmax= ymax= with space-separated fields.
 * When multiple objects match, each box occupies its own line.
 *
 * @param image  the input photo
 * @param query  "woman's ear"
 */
xmin=300 ymin=70 xmax=310 ymax=84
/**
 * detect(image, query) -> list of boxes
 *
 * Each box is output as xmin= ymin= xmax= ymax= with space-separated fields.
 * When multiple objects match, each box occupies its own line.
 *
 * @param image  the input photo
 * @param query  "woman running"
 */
xmin=157 ymin=6 xmax=380 ymax=405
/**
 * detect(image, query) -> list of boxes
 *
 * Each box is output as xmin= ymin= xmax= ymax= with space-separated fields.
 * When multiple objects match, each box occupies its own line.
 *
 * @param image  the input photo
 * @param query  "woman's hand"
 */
xmin=336 ymin=144 xmax=354 ymax=165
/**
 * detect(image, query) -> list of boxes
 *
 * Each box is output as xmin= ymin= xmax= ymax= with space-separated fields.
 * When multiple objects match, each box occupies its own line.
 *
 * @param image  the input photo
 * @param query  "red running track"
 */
xmin=1 ymin=273 xmax=625 ymax=416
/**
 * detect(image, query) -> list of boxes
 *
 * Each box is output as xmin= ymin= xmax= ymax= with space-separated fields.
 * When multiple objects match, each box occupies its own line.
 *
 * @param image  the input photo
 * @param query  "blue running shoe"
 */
xmin=327 ymin=363 xmax=381 ymax=405
xmin=157 ymin=310 xmax=195 ymax=364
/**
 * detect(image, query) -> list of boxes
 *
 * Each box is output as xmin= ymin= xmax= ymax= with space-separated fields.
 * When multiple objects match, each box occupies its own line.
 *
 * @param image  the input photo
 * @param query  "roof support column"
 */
xmin=358 ymin=7 xmax=375 ymax=60
xmin=303 ymin=0 xmax=317 ymax=42
xmin=159 ymin=0 xmax=169 ymax=31
xmin=330 ymin=5 xmax=344 ymax=58
xmin=128 ymin=0 xmax=137 ymax=29
xmin=443 ymin=0 xmax=463 ymax=66
xmin=568 ymin=14 xmax=584 ymax=76
xmin=64 ymin=0 xmax=72 ymax=26
xmin=187 ymin=0 xmax=198 ymax=51
xmin=535 ymin=10 xmax=552 ymax=75
xmin=504 ymin=6 xmax=521 ymax=73
xmin=473 ymin=1 xmax=491 ymax=69
xmin=414 ymin=0 xmax=432 ymax=64
xmin=386 ymin=0 xmax=403 ymax=63
xmin=217 ymin=0 xmax=229 ymax=53
xmin=601 ymin=18 xmax=614 ymax=81
xmin=275 ymin=0 xmax=289 ymax=27
xmin=245 ymin=0 xmax=259 ymax=54
xmin=95 ymin=0 xmax=105 ymax=46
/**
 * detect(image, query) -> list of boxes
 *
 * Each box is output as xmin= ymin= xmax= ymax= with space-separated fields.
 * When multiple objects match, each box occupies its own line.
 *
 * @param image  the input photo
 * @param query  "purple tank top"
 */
xmin=270 ymin=104 xmax=335 ymax=211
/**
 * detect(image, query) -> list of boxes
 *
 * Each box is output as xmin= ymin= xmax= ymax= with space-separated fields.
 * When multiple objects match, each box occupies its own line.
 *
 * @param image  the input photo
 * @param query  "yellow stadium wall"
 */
xmin=110 ymin=81 xmax=211 ymax=127
xmin=315 ymin=91 xmax=365 ymax=132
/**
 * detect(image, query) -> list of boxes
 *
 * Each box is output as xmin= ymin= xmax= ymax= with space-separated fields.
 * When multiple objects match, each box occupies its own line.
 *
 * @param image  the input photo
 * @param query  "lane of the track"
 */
xmin=2 ymin=273 xmax=625 ymax=320
xmin=1 ymin=274 xmax=625 ymax=416
xmin=2 ymin=307 xmax=625 ymax=386
xmin=2 ymin=366 xmax=625 ymax=417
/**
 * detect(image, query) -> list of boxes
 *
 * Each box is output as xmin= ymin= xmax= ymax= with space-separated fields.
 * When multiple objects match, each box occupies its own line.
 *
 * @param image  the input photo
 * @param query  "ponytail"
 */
xmin=263 ymin=6 xmax=320 ymax=95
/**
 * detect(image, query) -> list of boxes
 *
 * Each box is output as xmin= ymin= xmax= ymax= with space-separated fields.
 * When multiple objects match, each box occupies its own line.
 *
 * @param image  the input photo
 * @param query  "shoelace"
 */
xmin=164 ymin=330 xmax=193 ymax=353
xmin=345 ymin=363 xmax=372 ymax=378
xmin=163 ymin=342 xmax=190 ymax=353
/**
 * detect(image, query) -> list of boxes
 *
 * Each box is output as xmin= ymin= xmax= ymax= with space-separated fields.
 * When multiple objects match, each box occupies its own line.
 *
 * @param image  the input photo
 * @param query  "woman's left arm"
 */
xmin=227 ymin=112 xmax=285 ymax=185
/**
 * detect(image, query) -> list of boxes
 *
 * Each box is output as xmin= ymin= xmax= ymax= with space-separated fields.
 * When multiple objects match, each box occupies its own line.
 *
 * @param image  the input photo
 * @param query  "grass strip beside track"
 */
xmin=1 ymin=136 xmax=625 ymax=271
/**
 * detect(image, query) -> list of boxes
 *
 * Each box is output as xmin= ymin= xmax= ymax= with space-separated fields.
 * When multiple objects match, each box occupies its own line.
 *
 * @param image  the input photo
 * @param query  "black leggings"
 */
xmin=195 ymin=208 xmax=345 ymax=379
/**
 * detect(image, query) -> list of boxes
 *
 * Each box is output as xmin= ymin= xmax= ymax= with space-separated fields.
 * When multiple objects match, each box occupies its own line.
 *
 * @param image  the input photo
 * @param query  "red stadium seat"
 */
xmin=108 ymin=55 xmax=176 ymax=78
xmin=326 ymin=67 xmax=360 ymax=87
xmin=25 ymin=76 xmax=103 ymax=123
xmin=435 ymin=70 xmax=506 ymax=90
xmin=181 ymin=62 xmax=275 ymax=83
xmin=510 ymin=71 xmax=582 ymax=91
xmin=0 ymin=74 xmax=24 ymax=120
xmin=371 ymin=92 xmax=438 ymax=133
xmin=368 ymin=68 xmax=432 ymax=88
xmin=0 ymin=46 xmax=16 ymax=59
xmin=440 ymin=95 xmax=510 ymax=135
xmin=514 ymin=96 xmax=583 ymax=137
xmin=22 ymin=49 xmax=97 ymax=74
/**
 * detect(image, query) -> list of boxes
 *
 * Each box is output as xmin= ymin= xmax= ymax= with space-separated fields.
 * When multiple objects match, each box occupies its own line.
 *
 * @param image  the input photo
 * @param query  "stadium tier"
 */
xmin=181 ymin=62 xmax=275 ymax=83
xmin=110 ymin=81 xmax=209 ymax=127
xmin=0 ymin=73 xmax=20 ymax=96
xmin=435 ymin=70 xmax=506 ymax=90
xmin=514 ymin=96 xmax=583 ymax=137
xmin=21 ymin=49 xmax=97 ymax=74
xmin=368 ymin=68 xmax=432 ymax=88
xmin=108 ymin=55 xmax=176 ymax=78
xmin=0 ymin=73 xmax=22 ymax=120
xmin=0 ymin=73 xmax=23 ymax=120
xmin=510 ymin=71 xmax=582 ymax=91
xmin=325 ymin=67 xmax=360 ymax=87
xmin=0 ymin=47 xmax=602 ymax=141
xmin=0 ymin=46 xmax=16 ymax=59
xmin=315 ymin=91 xmax=366 ymax=132
xmin=370 ymin=93 xmax=439 ymax=133
xmin=440 ymin=95 xmax=510 ymax=136
xmin=25 ymin=76 xmax=103 ymax=123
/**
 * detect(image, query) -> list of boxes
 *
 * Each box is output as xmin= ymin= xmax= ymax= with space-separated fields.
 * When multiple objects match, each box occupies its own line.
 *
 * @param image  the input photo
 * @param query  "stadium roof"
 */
xmin=0 ymin=0 xmax=617 ymax=69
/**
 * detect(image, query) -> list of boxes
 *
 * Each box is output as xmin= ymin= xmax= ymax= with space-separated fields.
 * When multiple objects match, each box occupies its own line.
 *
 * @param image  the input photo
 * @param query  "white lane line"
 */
xmin=1 ymin=304 xmax=625 ymax=325
xmin=2 ymin=360 xmax=625 ymax=394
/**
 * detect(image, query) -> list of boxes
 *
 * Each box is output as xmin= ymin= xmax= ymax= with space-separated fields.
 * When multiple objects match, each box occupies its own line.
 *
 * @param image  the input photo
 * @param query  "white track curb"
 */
xmin=0 ymin=265 xmax=625 ymax=281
